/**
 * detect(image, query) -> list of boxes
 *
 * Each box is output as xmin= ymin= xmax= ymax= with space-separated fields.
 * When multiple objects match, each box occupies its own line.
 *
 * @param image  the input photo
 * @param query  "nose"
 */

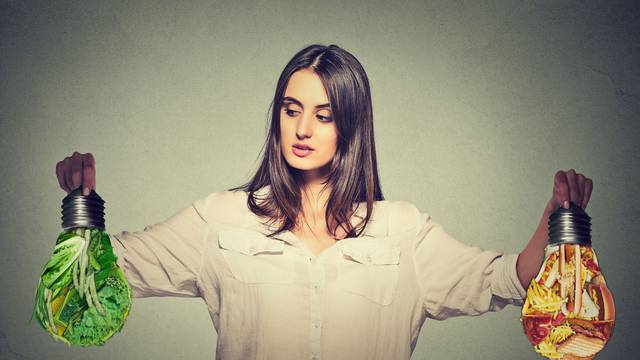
xmin=295 ymin=112 xmax=314 ymax=139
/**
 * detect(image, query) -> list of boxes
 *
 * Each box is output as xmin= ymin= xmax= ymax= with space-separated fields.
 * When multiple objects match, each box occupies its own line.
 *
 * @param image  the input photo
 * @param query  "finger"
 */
xmin=87 ymin=153 xmax=96 ymax=190
xmin=70 ymin=153 xmax=84 ymax=192
xmin=582 ymin=178 xmax=593 ymax=209
xmin=576 ymin=174 xmax=586 ymax=209
xmin=56 ymin=161 xmax=70 ymax=192
xmin=81 ymin=154 xmax=95 ymax=195
xmin=566 ymin=169 xmax=580 ymax=207
xmin=63 ymin=157 xmax=74 ymax=193
xmin=553 ymin=170 xmax=570 ymax=209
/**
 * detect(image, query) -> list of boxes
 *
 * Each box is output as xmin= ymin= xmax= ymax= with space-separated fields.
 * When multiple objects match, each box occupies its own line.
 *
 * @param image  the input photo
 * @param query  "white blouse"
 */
xmin=109 ymin=187 xmax=527 ymax=359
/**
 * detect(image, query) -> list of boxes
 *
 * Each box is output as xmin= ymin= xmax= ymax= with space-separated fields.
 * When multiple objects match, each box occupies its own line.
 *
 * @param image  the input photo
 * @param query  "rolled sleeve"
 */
xmin=411 ymin=208 xmax=527 ymax=320
xmin=109 ymin=198 xmax=208 ymax=298
xmin=491 ymin=253 xmax=528 ymax=303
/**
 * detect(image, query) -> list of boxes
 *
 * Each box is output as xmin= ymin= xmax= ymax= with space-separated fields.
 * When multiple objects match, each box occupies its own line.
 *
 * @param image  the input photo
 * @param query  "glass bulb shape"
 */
xmin=31 ymin=188 xmax=132 ymax=346
xmin=520 ymin=203 xmax=615 ymax=359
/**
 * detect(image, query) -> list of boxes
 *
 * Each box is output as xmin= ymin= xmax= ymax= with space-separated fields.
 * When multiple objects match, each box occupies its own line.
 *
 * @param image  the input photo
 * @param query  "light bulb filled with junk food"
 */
xmin=31 ymin=187 xmax=132 ymax=346
xmin=520 ymin=201 xmax=615 ymax=359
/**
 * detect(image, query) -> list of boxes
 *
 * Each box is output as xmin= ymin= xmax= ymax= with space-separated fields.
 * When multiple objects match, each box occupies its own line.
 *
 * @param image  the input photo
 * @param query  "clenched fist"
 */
xmin=55 ymin=151 xmax=96 ymax=195
xmin=548 ymin=169 xmax=593 ymax=212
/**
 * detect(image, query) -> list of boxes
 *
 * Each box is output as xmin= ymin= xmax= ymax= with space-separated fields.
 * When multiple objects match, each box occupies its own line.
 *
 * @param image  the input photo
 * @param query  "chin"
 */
xmin=286 ymin=159 xmax=319 ymax=171
xmin=284 ymin=156 xmax=330 ymax=173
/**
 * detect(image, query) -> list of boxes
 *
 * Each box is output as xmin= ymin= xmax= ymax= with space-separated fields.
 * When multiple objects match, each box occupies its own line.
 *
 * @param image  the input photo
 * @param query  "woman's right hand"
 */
xmin=56 ymin=151 xmax=96 ymax=195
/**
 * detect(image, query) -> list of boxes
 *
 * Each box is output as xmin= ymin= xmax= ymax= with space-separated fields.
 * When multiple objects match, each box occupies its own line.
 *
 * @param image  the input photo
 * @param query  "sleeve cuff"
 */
xmin=490 ymin=253 xmax=528 ymax=304
xmin=109 ymin=232 xmax=145 ymax=298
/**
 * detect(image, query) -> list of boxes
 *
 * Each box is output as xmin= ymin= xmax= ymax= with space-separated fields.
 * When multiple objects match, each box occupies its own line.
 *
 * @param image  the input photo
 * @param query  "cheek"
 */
xmin=279 ymin=121 xmax=291 ymax=144
xmin=320 ymin=131 xmax=338 ymax=157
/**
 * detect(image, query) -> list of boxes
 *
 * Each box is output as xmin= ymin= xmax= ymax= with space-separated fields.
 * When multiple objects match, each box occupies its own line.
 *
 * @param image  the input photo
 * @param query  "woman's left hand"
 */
xmin=517 ymin=169 xmax=594 ymax=288
xmin=547 ymin=169 xmax=593 ymax=212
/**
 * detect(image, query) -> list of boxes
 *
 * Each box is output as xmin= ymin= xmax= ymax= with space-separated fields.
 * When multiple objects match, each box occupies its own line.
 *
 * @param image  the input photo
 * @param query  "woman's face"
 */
xmin=280 ymin=68 xmax=337 ymax=181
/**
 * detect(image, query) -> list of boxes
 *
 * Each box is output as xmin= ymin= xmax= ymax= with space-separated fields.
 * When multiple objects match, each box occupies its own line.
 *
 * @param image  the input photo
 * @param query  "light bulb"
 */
xmin=31 ymin=187 xmax=132 ymax=346
xmin=520 ymin=202 xmax=615 ymax=359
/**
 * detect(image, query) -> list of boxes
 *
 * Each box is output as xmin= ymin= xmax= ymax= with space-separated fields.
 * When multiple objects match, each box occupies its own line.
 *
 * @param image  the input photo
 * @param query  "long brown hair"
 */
xmin=228 ymin=44 xmax=384 ymax=240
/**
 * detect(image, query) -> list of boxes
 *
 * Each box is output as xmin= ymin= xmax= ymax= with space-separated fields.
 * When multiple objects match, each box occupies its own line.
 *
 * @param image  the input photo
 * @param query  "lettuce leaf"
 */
xmin=40 ymin=236 xmax=83 ymax=288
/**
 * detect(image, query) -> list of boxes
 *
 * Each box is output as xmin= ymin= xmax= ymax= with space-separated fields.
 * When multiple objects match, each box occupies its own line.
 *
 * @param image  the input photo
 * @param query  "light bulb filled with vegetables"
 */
xmin=31 ymin=187 xmax=132 ymax=346
xmin=520 ymin=202 xmax=615 ymax=359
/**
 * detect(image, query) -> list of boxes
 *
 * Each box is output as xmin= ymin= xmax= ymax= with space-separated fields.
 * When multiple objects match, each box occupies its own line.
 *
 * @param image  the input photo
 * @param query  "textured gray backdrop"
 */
xmin=1 ymin=0 xmax=638 ymax=359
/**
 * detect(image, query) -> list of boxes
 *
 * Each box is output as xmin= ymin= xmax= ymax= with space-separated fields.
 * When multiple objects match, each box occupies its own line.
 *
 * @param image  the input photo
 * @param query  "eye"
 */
xmin=317 ymin=115 xmax=332 ymax=122
xmin=283 ymin=108 xmax=299 ymax=117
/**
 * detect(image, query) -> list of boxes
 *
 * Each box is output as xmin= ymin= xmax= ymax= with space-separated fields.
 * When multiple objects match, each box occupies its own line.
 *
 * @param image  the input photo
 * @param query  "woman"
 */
xmin=55 ymin=44 xmax=593 ymax=359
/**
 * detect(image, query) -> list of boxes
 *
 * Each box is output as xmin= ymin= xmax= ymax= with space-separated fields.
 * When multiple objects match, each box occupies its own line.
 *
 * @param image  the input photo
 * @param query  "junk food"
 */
xmin=521 ymin=244 xmax=615 ymax=359
xmin=556 ymin=334 xmax=605 ymax=357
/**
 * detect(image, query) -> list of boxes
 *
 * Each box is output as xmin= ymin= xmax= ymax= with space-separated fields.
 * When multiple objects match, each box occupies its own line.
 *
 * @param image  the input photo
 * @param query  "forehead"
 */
xmin=284 ymin=69 xmax=330 ymax=106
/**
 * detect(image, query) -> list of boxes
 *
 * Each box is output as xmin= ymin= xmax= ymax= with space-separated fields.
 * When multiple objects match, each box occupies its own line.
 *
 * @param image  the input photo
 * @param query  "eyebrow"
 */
xmin=282 ymin=96 xmax=331 ymax=109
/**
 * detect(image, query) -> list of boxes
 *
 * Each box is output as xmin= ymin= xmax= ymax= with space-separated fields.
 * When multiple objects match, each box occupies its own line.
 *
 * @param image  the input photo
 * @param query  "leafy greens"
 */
xmin=31 ymin=228 xmax=132 ymax=346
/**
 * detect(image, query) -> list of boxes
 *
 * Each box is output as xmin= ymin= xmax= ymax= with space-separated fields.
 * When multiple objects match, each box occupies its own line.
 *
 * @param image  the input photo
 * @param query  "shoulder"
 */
xmin=384 ymin=200 xmax=431 ymax=236
xmin=193 ymin=189 xmax=254 ymax=226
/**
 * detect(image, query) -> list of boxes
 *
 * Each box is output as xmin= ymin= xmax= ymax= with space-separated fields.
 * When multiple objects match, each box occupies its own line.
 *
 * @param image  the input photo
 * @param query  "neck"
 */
xmin=294 ymin=162 xmax=331 ymax=212
xmin=299 ymin=178 xmax=330 ymax=222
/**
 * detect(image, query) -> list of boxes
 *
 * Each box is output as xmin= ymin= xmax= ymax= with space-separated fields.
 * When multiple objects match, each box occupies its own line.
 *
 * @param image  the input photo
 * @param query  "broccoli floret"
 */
xmin=63 ymin=269 xmax=131 ymax=346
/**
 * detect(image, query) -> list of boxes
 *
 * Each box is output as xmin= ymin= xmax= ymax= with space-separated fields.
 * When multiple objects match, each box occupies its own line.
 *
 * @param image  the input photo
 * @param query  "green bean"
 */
xmin=83 ymin=266 xmax=92 ymax=295
xmin=78 ymin=237 xmax=87 ymax=299
xmin=82 ymin=230 xmax=95 ymax=297
xmin=85 ymin=282 xmax=94 ymax=309
xmin=89 ymin=272 xmax=105 ymax=315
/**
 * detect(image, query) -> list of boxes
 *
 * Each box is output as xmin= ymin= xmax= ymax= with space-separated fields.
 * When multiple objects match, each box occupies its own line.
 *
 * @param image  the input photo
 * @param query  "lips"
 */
xmin=293 ymin=143 xmax=314 ymax=150
xmin=292 ymin=143 xmax=313 ymax=157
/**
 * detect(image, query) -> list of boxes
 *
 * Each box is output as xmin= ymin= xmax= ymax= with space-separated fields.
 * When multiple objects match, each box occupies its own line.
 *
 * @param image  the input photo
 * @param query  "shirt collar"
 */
xmin=246 ymin=186 xmax=387 ymax=242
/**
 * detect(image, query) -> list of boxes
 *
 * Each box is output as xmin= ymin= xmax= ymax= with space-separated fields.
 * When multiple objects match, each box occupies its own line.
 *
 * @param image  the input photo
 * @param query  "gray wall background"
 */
xmin=1 ymin=0 xmax=638 ymax=359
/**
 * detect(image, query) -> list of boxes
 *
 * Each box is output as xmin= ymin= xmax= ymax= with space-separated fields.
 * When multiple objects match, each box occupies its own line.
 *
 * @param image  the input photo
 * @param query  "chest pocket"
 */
xmin=217 ymin=230 xmax=295 ymax=284
xmin=334 ymin=240 xmax=401 ymax=306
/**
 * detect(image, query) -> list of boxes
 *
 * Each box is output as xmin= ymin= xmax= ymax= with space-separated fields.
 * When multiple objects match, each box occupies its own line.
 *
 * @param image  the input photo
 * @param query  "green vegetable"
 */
xmin=63 ymin=266 xmax=131 ymax=346
xmin=55 ymin=287 xmax=85 ymax=327
xmin=40 ymin=236 xmax=83 ymax=288
xmin=31 ymin=228 xmax=132 ymax=346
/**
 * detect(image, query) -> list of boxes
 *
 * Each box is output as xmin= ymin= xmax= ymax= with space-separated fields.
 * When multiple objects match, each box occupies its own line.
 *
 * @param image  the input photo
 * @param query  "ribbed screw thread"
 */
xmin=548 ymin=202 xmax=591 ymax=246
xmin=61 ymin=187 xmax=106 ymax=231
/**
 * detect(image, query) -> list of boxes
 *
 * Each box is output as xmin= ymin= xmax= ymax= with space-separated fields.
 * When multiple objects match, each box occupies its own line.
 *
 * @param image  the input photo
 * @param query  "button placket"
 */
xmin=308 ymin=257 xmax=324 ymax=360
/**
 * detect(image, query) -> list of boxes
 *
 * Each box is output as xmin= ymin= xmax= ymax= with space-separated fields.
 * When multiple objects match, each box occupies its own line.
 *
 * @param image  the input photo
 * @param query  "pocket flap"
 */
xmin=218 ymin=230 xmax=285 ymax=255
xmin=340 ymin=241 xmax=400 ymax=265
